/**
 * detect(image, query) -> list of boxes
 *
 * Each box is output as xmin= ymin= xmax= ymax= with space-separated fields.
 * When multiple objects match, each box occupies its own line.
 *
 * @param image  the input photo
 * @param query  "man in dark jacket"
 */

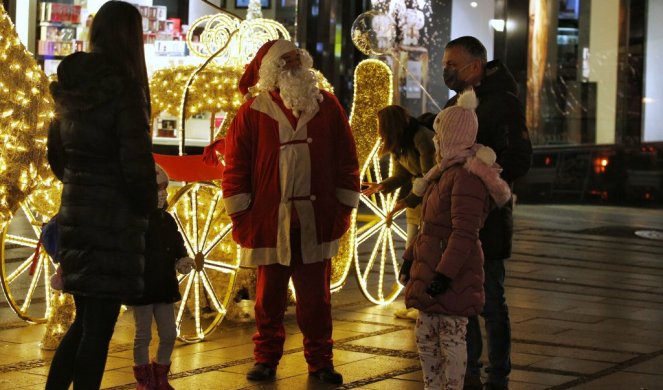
xmin=442 ymin=36 xmax=532 ymax=390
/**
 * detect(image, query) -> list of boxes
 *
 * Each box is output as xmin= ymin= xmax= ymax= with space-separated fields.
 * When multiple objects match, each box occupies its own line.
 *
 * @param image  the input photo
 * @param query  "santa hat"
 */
xmin=433 ymin=89 xmax=479 ymax=159
xmin=155 ymin=164 xmax=169 ymax=187
xmin=238 ymin=39 xmax=298 ymax=100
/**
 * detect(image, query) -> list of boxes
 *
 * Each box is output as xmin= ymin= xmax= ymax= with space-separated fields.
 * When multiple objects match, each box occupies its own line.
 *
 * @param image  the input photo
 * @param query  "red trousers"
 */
xmin=253 ymin=231 xmax=333 ymax=372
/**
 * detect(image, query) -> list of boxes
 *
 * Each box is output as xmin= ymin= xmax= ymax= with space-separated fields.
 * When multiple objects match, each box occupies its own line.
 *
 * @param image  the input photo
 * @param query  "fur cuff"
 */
xmin=412 ymin=177 xmax=429 ymax=197
xmin=464 ymin=155 xmax=512 ymax=207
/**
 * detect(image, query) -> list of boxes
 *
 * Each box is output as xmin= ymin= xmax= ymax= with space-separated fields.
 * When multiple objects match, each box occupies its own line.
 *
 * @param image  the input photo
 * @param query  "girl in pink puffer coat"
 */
xmin=399 ymin=89 xmax=511 ymax=390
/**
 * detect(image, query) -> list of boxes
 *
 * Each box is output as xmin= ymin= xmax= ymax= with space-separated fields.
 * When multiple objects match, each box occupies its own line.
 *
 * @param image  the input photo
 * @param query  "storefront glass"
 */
xmin=527 ymin=0 xmax=659 ymax=146
xmin=5 ymin=0 xmax=659 ymax=148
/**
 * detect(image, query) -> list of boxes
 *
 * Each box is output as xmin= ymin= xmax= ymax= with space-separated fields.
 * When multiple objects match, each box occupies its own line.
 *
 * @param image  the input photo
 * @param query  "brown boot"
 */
xmin=133 ymin=364 xmax=153 ymax=390
xmin=152 ymin=361 xmax=175 ymax=390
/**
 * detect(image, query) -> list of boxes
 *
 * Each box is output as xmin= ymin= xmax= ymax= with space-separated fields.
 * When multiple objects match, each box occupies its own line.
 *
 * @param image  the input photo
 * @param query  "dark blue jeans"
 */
xmin=46 ymin=294 xmax=121 ymax=390
xmin=466 ymin=258 xmax=511 ymax=386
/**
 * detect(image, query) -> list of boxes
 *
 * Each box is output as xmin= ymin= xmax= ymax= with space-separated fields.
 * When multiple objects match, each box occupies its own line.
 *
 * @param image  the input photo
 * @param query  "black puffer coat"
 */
xmin=124 ymin=209 xmax=188 ymax=306
xmin=445 ymin=60 xmax=532 ymax=260
xmin=47 ymin=52 xmax=157 ymax=300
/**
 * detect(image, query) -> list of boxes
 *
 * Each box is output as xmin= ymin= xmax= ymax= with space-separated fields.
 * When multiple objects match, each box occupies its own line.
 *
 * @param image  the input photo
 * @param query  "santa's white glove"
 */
xmin=176 ymin=257 xmax=195 ymax=274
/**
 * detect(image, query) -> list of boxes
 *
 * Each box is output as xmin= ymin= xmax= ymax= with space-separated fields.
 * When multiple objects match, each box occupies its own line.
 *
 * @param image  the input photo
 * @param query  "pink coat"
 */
xmin=403 ymin=164 xmax=493 ymax=316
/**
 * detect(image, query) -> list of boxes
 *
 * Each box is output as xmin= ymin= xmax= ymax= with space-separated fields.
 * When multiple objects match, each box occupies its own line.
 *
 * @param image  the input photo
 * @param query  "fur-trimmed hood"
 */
xmin=463 ymin=146 xmax=512 ymax=207
xmin=413 ymin=145 xmax=511 ymax=207
xmin=50 ymin=52 xmax=125 ymax=113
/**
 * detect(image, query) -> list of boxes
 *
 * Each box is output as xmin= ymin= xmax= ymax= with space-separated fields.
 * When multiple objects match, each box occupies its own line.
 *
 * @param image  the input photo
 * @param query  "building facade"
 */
xmin=5 ymin=0 xmax=662 ymax=205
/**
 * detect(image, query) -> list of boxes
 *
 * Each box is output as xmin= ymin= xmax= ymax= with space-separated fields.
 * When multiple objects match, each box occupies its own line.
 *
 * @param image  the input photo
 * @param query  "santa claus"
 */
xmin=221 ymin=39 xmax=360 ymax=384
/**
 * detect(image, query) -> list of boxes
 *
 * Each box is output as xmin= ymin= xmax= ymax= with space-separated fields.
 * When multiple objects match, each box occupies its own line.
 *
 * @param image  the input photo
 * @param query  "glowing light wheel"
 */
xmin=354 ymin=143 xmax=408 ymax=305
xmin=167 ymin=181 xmax=239 ymax=343
xmin=0 ymin=199 xmax=57 ymax=323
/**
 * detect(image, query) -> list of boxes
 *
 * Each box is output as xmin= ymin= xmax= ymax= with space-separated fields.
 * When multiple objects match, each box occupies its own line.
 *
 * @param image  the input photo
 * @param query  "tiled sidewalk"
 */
xmin=1 ymin=205 xmax=662 ymax=389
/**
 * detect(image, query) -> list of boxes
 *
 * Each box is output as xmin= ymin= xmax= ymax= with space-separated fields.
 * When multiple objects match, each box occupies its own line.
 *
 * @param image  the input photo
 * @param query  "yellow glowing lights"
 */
xmin=150 ymin=65 xmax=335 ymax=143
xmin=347 ymin=59 xmax=406 ymax=305
xmin=0 ymin=5 xmax=63 ymax=338
xmin=41 ymin=291 xmax=75 ymax=350
xmin=330 ymin=59 xmax=395 ymax=299
xmin=349 ymin=59 xmax=393 ymax=165
xmin=166 ymin=183 xmax=238 ymax=342
xmin=150 ymin=64 xmax=245 ymax=140
xmin=0 ymin=5 xmax=56 ymax=228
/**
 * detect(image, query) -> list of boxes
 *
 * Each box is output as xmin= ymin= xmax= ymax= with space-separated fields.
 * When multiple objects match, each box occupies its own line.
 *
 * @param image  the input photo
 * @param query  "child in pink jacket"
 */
xmin=399 ymin=89 xmax=511 ymax=390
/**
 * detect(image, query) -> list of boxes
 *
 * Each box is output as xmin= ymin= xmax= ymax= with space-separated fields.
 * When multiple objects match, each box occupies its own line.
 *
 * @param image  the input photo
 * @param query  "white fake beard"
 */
xmin=277 ymin=68 xmax=322 ymax=118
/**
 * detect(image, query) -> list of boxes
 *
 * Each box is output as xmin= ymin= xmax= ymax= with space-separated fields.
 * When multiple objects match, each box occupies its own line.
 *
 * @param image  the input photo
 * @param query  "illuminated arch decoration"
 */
xmin=186 ymin=13 xmax=290 ymax=67
xmin=187 ymin=13 xmax=241 ymax=60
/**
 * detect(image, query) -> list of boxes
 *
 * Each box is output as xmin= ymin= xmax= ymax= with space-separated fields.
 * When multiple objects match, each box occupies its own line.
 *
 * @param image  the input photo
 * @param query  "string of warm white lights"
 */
xmin=330 ymin=59 xmax=393 ymax=293
xmin=2 ymin=4 xmax=399 ymax=346
xmin=0 ymin=6 xmax=69 ymax=350
xmin=40 ymin=291 xmax=75 ymax=350
xmin=186 ymin=13 xmax=290 ymax=67
xmin=0 ymin=5 xmax=57 ymax=227
xmin=150 ymin=65 xmax=333 ymax=141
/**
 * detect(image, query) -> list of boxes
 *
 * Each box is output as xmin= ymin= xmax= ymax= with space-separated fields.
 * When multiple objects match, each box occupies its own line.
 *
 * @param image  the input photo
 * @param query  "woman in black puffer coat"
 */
xmin=45 ymin=2 xmax=157 ymax=389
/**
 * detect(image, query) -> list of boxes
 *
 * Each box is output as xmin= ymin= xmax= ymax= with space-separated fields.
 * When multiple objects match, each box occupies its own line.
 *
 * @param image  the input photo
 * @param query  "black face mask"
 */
xmin=443 ymin=63 xmax=472 ymax=92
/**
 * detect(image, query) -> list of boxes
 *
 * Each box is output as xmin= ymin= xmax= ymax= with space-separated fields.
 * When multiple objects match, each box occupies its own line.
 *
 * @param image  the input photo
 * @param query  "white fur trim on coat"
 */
xmin=223 ymin=193 xmax=251 ymax=215
xmin=248 ymin=93 xmax=325 ymax=265
xmin=336 ymin=187 xmax=360 ymax=208
xmin=412 ymin=177 xmax=429 ymax=197
xmin=464 ymin=147 xmax=512 ymax=207
xmin=239 ymin=239 xmax=340 ymax=267
xmin=262 ymin=40 xmax=298 ymax=69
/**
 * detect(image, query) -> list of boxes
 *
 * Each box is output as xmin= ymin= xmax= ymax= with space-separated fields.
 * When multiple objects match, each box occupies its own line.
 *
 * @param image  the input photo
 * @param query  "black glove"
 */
xmin=426 ymin=272 xmax=452 ymax=297
xmin=398 ymin=261 xmax=413 ymax=286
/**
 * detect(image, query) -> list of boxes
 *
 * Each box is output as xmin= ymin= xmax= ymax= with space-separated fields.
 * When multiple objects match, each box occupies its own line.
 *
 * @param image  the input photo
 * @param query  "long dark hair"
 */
xmin=377 ymin=105 xmax=416 ymax=158
xmin=90 ymin=1 xmax=150 ymax=113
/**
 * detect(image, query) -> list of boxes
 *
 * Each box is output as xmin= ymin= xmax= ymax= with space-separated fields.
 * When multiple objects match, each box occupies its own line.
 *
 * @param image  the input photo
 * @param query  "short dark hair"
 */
xmin=445 ymin=36 xmax=487 ymax=65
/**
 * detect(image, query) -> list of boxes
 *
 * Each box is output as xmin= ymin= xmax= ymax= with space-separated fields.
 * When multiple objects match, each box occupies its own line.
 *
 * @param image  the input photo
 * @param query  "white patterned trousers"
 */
xmin=415 ymin=312 xmax=468 ymax=390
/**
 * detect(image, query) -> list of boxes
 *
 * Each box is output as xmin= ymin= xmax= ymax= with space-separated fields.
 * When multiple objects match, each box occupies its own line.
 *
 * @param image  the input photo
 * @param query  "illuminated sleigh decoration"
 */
xmin=0 ymin=6 xmax=404 ymax=345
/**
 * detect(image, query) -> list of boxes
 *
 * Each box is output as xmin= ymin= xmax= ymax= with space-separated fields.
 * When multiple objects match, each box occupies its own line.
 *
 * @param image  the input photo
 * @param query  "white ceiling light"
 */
xmin=489 ymin=19 xmax=505 ymax=32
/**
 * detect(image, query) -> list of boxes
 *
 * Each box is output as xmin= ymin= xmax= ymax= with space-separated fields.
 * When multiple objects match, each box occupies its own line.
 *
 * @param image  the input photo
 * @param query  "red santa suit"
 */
xmin=220 ymin=39 xmax=360 ymax=375
xmin=222 ymin=89 xmax=359 ymax=265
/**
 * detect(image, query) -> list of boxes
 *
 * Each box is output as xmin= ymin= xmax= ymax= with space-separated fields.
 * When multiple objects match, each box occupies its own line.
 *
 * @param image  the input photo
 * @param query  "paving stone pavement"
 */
xmin=1 ymin=205 xmax=662 ymax=389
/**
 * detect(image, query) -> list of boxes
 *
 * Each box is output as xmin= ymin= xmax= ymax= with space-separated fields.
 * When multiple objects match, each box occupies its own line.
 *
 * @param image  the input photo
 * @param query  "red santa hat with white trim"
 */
xmin=238 ymin=39 xmax=299 ymax=100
